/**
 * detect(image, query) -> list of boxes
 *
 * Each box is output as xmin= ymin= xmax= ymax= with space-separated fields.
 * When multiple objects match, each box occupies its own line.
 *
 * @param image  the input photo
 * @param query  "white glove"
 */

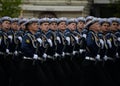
xmin=82 ymin=34 xmax=87 ymax=39
xmin=47 ymin=39 xmax=53 ymax=47
xmin=79 ymin=49 xmax=84 ymax=54
xmin=117 ymin=37 xmax=120 ymax=42
xmin=18 ymin=36 xmax=22 ymax=43
xmin=72 ymin=51 xmax=76 ymax=55
xmin=37 ymin=38 xmax=42 ymax=44
xmin=43 ymin=53 xmax=47 ymax=59
xmin=103 ymin=55 xmax=108 ymax=61
xmin=54 ymin=53 xmax=59 ymax=57
xmin=75 ymin=36 xmax=79 ymax=44
xmin=57 ymin=36 xmax=61 ymax=43
xmin=8 ymin=35 xmax=13 ymax=42
xmin=116 ymin=52 xmax=119 ymax=58
xmin=33 ymin=54 xmax=38 ymax=60
xmin=6 ymin=49 xmax=10 ymax=53
xmin=107 ymin=40 xmax=112 ymax=48
xmin=0 ymin=39 xmax=2 ymax=45
xmin=62 ymin=52 xmax=65 ymax=57
xmin=14 ymin=51 xmax=18 ymax=56
xmin=66 ymin=37 xmax=70 ymax=45
xmin=100 ymin=39 xmax=104 ymax=49
xmin=96 ymin=54 xmax=101 ymax=61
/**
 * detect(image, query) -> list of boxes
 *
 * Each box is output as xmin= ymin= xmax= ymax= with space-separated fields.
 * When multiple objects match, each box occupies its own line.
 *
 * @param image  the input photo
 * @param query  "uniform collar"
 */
xmin=26 ymin=31 xmax=34 ymax=35
xmin=89 ymin=30 xmax=96 ymax=34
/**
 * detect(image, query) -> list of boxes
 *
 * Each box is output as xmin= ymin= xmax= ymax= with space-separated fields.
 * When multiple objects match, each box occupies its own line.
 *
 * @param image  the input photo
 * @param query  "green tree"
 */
xmin=0 ymin=0 xmax=22 ymax=17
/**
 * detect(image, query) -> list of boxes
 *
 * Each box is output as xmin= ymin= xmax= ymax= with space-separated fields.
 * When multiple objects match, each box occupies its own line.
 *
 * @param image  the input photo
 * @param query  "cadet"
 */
xmin=80 ymin=18 xmax=103 ymax=86
xmin=0 ymin=16 xmax=11 ymax=57
xmin=6 ymin=18 xmax=21 ymax=86
xmin=15 ymin=18 xmax=28 ymax=56
xmin=105 ymin=18 xmax=118 ymax=59
xmin=47 ymin=18 xmax=68 ymax=86
xmin=10 ymin=18 xmax=27 ymax=86
xmin=37 ymin=18 xmax=50 ymax=59
xmin=110 ymin=18 xmax=120 ymax=58
xmin=58 ymin=18 xmax=79 ymax=86
xmin=0 ymin=16 xmax=11 ymax=86
xmin=98 ymin=18 xmax=115 ymax=86
xmin=7 ymin=18 xmax=19 ymax=55
xmin=63 ymin=18 xmax=77 ymax=57
xmin=46 ymin=18 xmax=57 ymax=59
xmin=67 ymin=18 xmax=83 ymax=86
xmin=21 ymin=18 xmax=39 ymax=61
xmin=37 ymin=17 xmax=57 ymax=86
xmin=108 ymin=17 xmax=120 ymax=86
xmin=20 ymin=18 xmax=49 ymax=86
xmin=76 ymin=17 xmax=86 ymax=59
xmin=55 ymin=17 xmax=72 ymax=86
xmin=98 ymin=18 xmax=111 ymax=61
xmin=103 ymin=18 xmax=118 ymax=80
xmin=56 ymin=17 xmax=67 ymax=58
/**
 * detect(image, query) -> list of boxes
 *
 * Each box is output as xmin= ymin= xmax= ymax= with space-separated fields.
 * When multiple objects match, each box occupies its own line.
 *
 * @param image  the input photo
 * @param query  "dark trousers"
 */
xmin=103 ymin=59 xmax=120 ymax=86
xmin=80 ymin=59 xmax=116 ymax=86
xmin=19 ymin=60 xmax=49 ymax=86
xmin=0 ymin=55 xmax=7 ymax=85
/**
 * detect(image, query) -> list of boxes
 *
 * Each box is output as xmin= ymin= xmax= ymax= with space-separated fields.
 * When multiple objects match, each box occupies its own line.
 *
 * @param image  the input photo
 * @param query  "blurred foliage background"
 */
xmin=0 ymin=0 xmax=22 ymax=17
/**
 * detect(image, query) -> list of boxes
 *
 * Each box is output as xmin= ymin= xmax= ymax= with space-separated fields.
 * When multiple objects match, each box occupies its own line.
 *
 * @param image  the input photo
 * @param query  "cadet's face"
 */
xmin=58 ymin=22 xmax=66 ymax=31
xmin=110 ymin=22 xmax=119 ymax=31
xmin=77 ymin=21 xmax=85 ymax=29
xmin=11 ymin=22 xmax=19 ymax=31
xmin=100 ymin=23 xmax=110 ymax=32
xmin=89 ymin=22 xmax=100 ymax=32
xmin=29 ymin=22 xmax=39 ymax=32
xmin=49 ymin=22 xmax=57 ymax=31
xmin=20 ymin=23 xmax=25 ymax=30
xmin=40 ymin=22 xmax=49 ymax=32
xmin=68 ymin=22 xmax=77 ymax=31
xmin=2 ymin=20 xmax=11 ymax=30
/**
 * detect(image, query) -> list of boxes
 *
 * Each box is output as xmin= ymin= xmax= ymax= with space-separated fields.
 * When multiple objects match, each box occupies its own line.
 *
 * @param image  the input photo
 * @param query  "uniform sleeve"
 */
xmin=105 ymin=33 xmax=111 ymax=39
xmin=64 ymin=31 xmax=71 ymax=45
xmin=86 ymin=32 xmax=94 ymax=47
xmin=86 ymin=32 xmax=100 ymax=57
